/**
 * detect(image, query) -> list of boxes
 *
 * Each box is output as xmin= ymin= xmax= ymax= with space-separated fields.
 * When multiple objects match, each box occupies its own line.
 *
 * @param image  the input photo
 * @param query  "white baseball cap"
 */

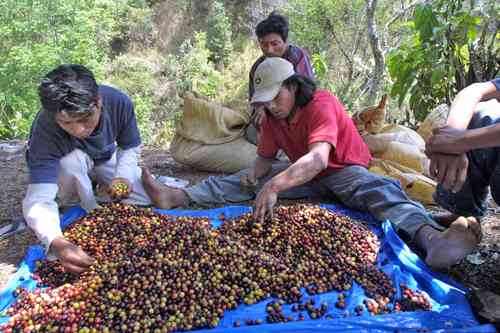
xmin=250 ymin=57 xmax=295 ymax=105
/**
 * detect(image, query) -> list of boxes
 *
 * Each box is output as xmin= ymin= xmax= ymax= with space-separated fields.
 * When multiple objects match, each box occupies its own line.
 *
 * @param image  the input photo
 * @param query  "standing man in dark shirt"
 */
xmin=247 ymin=12 xmax=315 ymax=144
xmin=23 ymin=64 xmax=152 ymax=274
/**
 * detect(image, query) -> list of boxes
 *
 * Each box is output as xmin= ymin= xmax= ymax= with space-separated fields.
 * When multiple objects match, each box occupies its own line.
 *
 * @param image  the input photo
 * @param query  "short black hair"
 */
xmin=255 ymin=11 xmax=289 ymax=42
xmin=38 ymin=64 xmax=98 ymax=115
xmin=283 ymin=74 xmax=317 ymax=107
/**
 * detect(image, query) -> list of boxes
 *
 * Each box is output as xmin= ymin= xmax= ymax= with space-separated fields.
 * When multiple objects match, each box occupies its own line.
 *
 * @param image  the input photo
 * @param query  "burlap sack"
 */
xmin=417 ymin=104 xmax=450 ymax=142
xmin=170 ymin=93 xmax=257 ymax=172
xmin=379 ymin=141 xmax=430 ymax=175
xmin=176 ymin=92 xmax=251 ymax=145
xmin=369 ymin=158 xmax=436 ymax=204
xmin=363 ymin=124 xmax=426 ymax=154
xmin=170 ymin=134 xmax=257 ymax=173
xmin=352 ymin=94 xmax=388 ymax=135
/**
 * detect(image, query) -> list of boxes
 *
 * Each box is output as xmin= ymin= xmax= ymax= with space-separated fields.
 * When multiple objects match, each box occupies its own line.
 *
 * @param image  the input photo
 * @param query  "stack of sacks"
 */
xmin=364 ymin=124 xmax=430 ymax=175
xmin=363 ymin=124 xmax=435 ymax=204
xmin=354 ymin=99 xmax=449 ymax=205
xmin=417 ymin=104 xmax=450 ymax=142
xmin=352 ymin=94 xmax=387 ymax=136
xmin=369 ymin=158 xmax=437 ymax=205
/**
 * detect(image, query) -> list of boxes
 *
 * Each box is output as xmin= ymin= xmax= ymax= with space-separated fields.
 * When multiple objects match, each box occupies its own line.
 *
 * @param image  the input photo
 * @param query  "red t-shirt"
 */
xmin=257 ymin=90 xmax=372 ymax=177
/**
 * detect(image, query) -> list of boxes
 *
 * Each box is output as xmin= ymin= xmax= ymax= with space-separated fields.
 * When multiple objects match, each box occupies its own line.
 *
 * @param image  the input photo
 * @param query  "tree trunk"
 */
xmin=365 ymin=0 xmax=385 ymax=105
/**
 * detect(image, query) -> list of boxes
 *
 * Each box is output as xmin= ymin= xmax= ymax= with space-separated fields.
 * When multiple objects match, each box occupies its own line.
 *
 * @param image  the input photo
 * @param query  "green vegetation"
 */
xmin=106 ymin=54 xmax=156 ymax=142
xmin=0 ymin=0 xmax=122 ymax=138
xmin=207 ymin=1 xmax=233 ymax=67
xmin=388 ymin=0 xmax=499 ymax=121
xmin=177 ymin=32 xmax=225 ymax=99
xmin=0 ymin=0 xmax=498 ymax=142
xmin=283 ymin=0 xmax=383 ymax=109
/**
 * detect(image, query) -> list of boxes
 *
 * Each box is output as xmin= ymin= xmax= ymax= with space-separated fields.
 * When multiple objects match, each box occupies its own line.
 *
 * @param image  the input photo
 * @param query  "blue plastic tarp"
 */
xmin=0 ymin=203 xmax=497 ymax=332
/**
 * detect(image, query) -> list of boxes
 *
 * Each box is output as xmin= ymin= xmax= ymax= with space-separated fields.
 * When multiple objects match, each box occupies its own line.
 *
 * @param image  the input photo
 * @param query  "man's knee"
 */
xmin=357 ymin=169 xmax=404 ymax=193
xmin=60 ymin=149 xmax=91 ymax=173
xmin=468 ymin=110 xmax=500 ymax=130
xmin=338 ymin=168 xmax=407 ymax=205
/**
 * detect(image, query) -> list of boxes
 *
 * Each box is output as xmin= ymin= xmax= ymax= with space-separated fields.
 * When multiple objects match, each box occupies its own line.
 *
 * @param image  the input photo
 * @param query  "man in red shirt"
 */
xmin=143 ymin=58 xmax=480 ymax=270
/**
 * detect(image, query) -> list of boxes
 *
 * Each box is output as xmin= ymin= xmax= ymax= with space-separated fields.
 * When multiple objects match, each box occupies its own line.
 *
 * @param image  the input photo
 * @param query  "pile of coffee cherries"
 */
xmin=219 ymin=205 xmax=393 ymax=302
xmin=0 ymin=204 xmax=432 ymax=332
xmin=395 ymin=284 xmax=432 ymax=312
xmin=109 ymin=182 xmax=129 ymax=200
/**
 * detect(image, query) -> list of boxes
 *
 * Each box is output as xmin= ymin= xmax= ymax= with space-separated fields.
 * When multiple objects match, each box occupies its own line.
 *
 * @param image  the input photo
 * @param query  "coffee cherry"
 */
xmin=110 ymin=183 xmax=129 ymax=200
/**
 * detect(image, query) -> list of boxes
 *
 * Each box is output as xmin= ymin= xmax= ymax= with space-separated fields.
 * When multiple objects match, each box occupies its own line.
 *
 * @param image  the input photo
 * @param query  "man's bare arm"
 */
xmin=446 ymin=81 xmax=499 ymax=130
xmin=265 ymin=142 xmax=331 ymax=193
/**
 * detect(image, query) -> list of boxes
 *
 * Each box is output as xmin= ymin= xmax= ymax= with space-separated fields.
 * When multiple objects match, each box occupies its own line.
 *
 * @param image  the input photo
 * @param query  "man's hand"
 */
xmin=425 ymin=126 xmax=469 ymax=156
xmin=250 ymin=106 xmax=266 ymax=130
xmin=108 ymin=178 xmax=133 ymax=200
xmin=254 ymin=182 xmax=278 ymax=224
xmin=49 ymin=237 xmax=94 ymax=274
xmin=254 ymin=110 xmax=266 ymax=129
xmin=240 ymin=169 xmax=258 ymax=193
xmin=429 ymin=153 xmax=469 ymax=193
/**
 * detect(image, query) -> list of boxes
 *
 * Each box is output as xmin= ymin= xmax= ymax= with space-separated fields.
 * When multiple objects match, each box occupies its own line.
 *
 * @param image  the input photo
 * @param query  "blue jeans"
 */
xmin=185 ymin=164 xmax=443 ymax=243
xmin=434 ymin=111 xmax=500 ymax=217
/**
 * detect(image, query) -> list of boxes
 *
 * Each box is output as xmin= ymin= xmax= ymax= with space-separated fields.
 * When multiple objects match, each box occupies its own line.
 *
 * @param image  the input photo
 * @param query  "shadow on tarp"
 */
xmin=0 ymin=204 xmax=497 ymax=332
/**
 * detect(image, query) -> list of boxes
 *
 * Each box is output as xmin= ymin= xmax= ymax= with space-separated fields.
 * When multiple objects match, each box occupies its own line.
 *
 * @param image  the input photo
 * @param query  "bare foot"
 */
xmin=417 ymin=217 xmax=481 ymax=270
xmin=431 ymin=211 xmax=459 ymax=228
xmin=141 ymin=167 xmax=189 ymax=209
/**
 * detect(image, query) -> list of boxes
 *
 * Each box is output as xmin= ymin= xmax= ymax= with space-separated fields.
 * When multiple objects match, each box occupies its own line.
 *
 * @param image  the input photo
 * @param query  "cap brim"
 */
xmin=250 ymin=84 xmax=281 ymax=105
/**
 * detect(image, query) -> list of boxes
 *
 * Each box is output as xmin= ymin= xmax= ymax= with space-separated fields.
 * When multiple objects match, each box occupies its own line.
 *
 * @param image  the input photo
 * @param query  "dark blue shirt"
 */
xmin=27 ymin=85 xmax=141 ymax=184
xmin=492 ymin=77 xmax=500 ymax=91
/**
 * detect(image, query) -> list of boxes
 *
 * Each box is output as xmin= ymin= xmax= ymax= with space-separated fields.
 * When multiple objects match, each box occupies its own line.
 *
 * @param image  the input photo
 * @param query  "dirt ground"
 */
xmin=0 ymin=142 xmax=499 ymax=324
